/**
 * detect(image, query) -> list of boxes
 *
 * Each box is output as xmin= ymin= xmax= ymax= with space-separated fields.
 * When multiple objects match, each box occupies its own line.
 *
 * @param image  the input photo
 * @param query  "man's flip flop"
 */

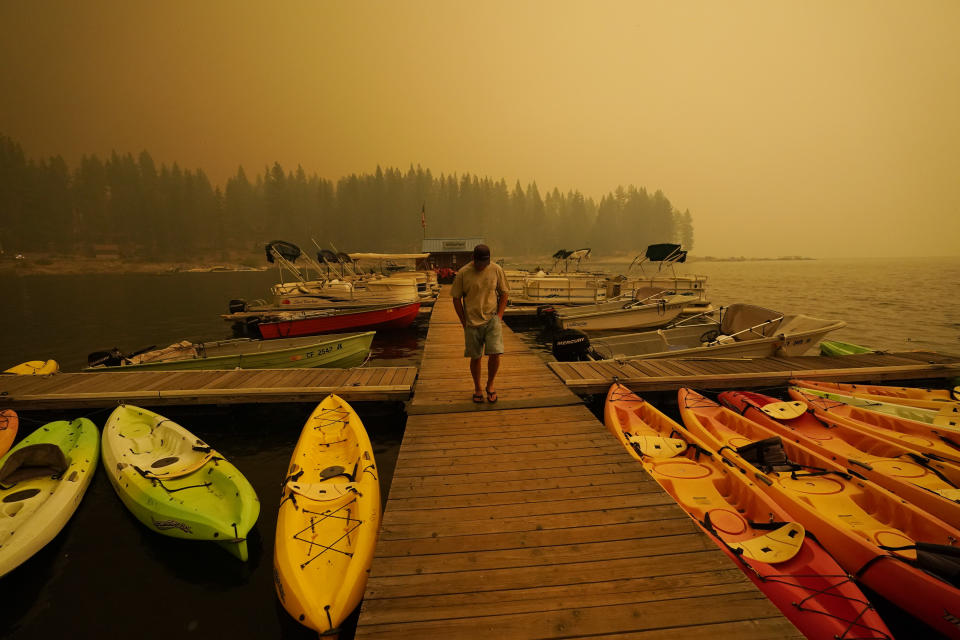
xmin=486 ymin=389 xmax=498 ymax=403
xmin=472 ymin=393 xmax=484 ymax=403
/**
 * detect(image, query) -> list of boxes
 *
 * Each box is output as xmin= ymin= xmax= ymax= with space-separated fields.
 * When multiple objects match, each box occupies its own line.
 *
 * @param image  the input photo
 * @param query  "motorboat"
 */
xmin=239 ymin=300 xmax=422 ymax=339
xmin=616 ymin=243 xmax=708 ymax=297
xmin=553 ymin=303 xmax=845 ymax=361
xmin=86 ymin=332 xmax=376 ymax=370
xmin=549 ymin=291 xmax=696 ymax=332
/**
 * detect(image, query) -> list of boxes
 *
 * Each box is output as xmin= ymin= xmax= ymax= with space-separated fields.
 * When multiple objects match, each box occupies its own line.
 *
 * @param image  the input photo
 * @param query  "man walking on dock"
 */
xmin=451 ymin=244 xmax=509 ymax=404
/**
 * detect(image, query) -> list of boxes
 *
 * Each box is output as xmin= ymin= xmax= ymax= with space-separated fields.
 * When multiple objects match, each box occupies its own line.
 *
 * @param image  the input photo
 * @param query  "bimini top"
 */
xmin=644 ymin=243 xmax=687 ymax=263
xmin=552 ymin=248 xmax=591 ymax=260
xmin=265 ymin=240 xmax=302 ymax=263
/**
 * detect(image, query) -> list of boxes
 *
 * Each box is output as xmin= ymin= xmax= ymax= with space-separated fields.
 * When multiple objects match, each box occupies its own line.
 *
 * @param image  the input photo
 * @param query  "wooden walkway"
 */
xmin=0 ymin=366 xmax=416 ymax=409
xmin=549 ymin=351 xmax=960 ymax=395
xmin=355 ymin=287 xmax=798 ymax=639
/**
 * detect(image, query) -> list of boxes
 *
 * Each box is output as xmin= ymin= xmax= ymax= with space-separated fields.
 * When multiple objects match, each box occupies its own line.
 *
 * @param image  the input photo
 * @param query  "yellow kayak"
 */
xmin=274 ymin=394 xmax=381 ymax=636
xmin=4 ymin=360 xmax=59 ymax=375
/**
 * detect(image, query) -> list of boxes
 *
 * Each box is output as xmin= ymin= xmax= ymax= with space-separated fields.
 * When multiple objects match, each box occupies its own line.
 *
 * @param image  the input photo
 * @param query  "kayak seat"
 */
xmin=128 ymin=437 xmax=155 ymax=454
xmin=287 ymin=479 xmax=356 ymax=502
xmin=626 ymin=433 xmax=686 ymax=459
xmin=135 ymin=450 xmax=215 ymax=479
xmin=727 ymin=522 xmax=805 ymax=564
xmin=0 ymin=443 xmax=69 ymax=484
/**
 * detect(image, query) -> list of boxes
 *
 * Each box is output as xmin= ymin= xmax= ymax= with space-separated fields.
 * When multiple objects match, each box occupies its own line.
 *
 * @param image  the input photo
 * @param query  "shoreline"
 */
xmin=2 ymin=252 xmax=820 ymax=276
xmin=0 ymin=256 xmax=269 ymax=276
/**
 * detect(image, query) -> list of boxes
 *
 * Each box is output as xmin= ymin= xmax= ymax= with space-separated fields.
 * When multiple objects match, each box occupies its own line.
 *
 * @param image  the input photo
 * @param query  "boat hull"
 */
xmin=0 ymin=409 xmax=17 ymax=457
xmin=258 ymin=301 xmax=420 ymax=339
xmin=274 ymin=395 xmax=380 ymax=635
xmin=558 ymin=299 xmax=687 ymax=332
xmin=101 ymin=405 xmax=260 ymax=560
xmin=0 ymin=418 xmax=99 ymax=577
xmin=86 ymin=332 xmax=375 ymax=371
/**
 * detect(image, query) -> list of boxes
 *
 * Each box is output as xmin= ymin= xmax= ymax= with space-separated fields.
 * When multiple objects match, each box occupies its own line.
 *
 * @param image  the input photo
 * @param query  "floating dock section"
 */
xmin=548 ymin=351 xmax=960 ymax=395
xmin=355 ymin=287 xmax=798 ymax=638
xmin=0 ymin=366 xmax=416 ymax=409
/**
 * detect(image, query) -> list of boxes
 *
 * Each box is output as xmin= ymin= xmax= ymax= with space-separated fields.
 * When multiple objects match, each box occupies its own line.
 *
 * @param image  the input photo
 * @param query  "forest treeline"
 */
xmin=0 ymin=134 xmax=694 ymax=260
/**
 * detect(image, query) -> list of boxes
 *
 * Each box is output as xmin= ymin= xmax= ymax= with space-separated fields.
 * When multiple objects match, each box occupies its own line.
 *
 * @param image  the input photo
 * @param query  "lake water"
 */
xmin=0 ymin=257 xmax=957 ymax=639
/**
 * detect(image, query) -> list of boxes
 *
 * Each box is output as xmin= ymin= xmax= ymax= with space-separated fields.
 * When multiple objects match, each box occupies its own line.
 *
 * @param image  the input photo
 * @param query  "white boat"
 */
xmin=511 ymin=273 xmax=608 ymax=305
xmin=556 ymin=303 xmax=845 ymax=361
xmin=612 ymin=243 xmax=708 ymax=297
xmin=552 ymin=292 xmax=694 ymax=332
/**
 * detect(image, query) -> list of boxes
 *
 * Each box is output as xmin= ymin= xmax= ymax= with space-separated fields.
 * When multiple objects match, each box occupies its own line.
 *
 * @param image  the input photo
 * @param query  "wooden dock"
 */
xmin=548 ymin=350 xmax=960 ymax=395
xmin=355 ymin=287 xmax=798 ymax=639
xmin=0 ymin=366 xmax=416 ymax=409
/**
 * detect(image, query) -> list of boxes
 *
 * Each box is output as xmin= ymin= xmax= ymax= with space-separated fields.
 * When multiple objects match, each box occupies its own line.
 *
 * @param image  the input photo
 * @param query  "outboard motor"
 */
xmin=552 ymin=329 xmax=591 ymax=361
xmin=228 ymin=299 xmax=247 ymax=314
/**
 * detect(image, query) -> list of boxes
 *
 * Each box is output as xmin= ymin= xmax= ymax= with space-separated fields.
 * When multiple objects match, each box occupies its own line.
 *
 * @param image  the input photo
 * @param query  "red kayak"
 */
xmin=257 ymin=301 xmax=420 ymax=339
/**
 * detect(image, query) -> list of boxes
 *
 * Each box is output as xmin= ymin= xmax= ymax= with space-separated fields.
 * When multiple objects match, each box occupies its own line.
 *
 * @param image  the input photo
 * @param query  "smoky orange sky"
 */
xmin=2 ymin=1 xmax=958 ymax=258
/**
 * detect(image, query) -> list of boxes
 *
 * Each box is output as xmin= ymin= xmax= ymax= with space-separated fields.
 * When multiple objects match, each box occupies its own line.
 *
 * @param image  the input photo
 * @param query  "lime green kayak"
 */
xmin=0 ymin=418 xmax=99 ymax=576
xmin=86 ymin=332 xmax=374 ymax=371
xmin=819 ymin=340 xmax=873 ymax=356
xmin=102 ymin=404 xmax=260 ymax=560
xmin=790 ymin=385 xmax=944 ymax=425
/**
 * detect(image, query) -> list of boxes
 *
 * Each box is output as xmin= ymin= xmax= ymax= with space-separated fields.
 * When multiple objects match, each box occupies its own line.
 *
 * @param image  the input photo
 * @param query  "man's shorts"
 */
xmin=463 ymin=316 xmax=504 ymax=359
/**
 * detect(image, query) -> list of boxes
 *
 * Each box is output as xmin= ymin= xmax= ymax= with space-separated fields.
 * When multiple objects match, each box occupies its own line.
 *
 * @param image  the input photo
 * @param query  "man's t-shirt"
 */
xmin=450 ymin=262 xmax=509 ymax=327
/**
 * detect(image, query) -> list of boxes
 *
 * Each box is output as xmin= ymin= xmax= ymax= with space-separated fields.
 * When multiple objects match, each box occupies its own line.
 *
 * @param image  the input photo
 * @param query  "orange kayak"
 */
xmin=793 ymin=378 xmax=960 ymax=412
xmin=606 ymin=383 xmax=892 ymax=640
xmin=788 ymin=387 xmax=960 ymax=484
xmin=680 ymin=387 xmax=960 ymax=639
xmin=719 ymin=389 xmax=960 ymax=530
xmin=0 ymin=410 xmax=16 ymax=457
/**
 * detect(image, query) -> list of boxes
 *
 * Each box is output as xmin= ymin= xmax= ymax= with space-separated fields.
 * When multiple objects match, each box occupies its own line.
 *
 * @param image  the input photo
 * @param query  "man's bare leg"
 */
xmin=470 ymin=357 xmax=483 ymax=400
xmin=486 ymin=353 xmax=501 ymax=400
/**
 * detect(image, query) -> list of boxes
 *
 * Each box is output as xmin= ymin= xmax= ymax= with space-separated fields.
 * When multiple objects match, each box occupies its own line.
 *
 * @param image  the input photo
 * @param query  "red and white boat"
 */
xmin=255 ymin=301 xmax=421 ymax=339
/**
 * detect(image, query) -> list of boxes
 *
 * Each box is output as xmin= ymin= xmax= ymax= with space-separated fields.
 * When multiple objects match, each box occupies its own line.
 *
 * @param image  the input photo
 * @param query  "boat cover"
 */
xmin=0 ymin=443 xmax=68 ymax=483
xmin=720 ymin=304 xmax=783 ymax=338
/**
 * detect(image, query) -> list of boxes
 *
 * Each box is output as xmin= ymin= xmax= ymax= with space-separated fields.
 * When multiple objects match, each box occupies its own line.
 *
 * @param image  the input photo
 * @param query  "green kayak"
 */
xmin=789 ymin=385 xmax=942 ymax=425
xmin=819 ymin=340 xmax=874 ymax=356
xmin=0 ymin=418 xmax=99 ymax=576
xmin=86 ymin=331 xmax=374 ymax=371
xmin=101 ymin=404 xmax=260 ymax=560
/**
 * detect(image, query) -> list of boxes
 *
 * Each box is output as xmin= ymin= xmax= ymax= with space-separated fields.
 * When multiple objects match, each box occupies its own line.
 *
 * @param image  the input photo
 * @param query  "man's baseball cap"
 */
xmin=473 ymin=244 xmax=491 ymax=265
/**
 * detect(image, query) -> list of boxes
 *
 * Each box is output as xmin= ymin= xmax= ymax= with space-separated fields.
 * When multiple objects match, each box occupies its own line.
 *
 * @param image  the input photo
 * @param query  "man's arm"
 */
xmin=496 ymin=267 xmax=509 ymax=319
xmin=450 ymin=270 xmax=466 ymax=326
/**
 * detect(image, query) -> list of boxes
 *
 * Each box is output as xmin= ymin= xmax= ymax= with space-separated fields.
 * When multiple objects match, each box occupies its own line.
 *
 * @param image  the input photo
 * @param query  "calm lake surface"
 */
xmin=0 ymin=257 xmax=957 ymax=639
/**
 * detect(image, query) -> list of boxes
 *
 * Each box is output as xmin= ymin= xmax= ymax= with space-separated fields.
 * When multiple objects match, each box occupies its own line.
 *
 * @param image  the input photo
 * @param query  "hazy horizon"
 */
xmin=2 ymin=1 xmax=958 ymax=258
